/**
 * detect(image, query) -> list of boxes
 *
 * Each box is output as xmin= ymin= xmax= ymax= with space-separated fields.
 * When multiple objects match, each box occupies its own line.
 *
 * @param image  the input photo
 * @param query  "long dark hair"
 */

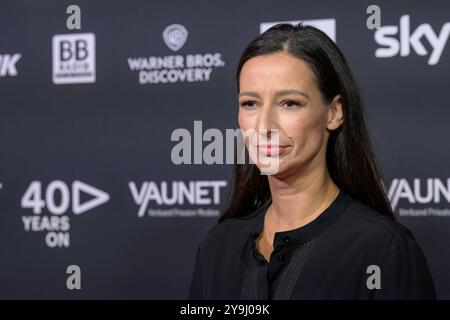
xmin=218 ymin=22 xmax=395 ymax=223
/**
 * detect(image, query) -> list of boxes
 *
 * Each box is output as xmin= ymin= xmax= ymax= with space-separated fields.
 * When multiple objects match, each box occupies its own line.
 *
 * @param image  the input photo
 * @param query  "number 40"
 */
xmin=21 ymin=181 xmax=70 ymax=215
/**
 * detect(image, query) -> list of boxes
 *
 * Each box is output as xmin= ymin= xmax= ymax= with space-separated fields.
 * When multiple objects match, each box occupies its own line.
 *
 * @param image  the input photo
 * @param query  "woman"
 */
xmin=188 ymin=23 xmax=436 ymax=299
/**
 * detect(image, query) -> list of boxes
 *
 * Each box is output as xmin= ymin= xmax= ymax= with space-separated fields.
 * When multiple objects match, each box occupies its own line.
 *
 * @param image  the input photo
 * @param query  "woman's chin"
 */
xmin=255 ymin=160 xmax=286 ymax=176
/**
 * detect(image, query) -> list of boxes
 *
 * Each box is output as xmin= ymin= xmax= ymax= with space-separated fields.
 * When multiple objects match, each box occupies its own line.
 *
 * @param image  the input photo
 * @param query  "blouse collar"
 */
xmin=248 ymin=189 xmax=353 ymax=248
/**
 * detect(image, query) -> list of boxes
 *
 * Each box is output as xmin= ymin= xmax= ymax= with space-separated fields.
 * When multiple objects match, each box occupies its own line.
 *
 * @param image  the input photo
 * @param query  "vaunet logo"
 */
xmin=127 ymin=24 xmax=226 ymax=84
xmin=52 ymin=33 xmax=96 ymax=84
xmin=129 ymin=180 xmax=227 ymax=218
xmin=260 ymin=18 xmax=336 ymax=41
xmin=388 ymin=178 xmax=450 ymax=217
xmin=374 ymin=14 xmax=450 ymax=65
xmin=20 ymin=180 xmax=109 ymax=248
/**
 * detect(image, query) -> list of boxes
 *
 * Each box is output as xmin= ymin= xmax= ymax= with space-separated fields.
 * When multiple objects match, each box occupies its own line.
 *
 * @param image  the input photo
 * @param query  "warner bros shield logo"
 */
xmin=162 ymin=24 xmax=188 ymax=52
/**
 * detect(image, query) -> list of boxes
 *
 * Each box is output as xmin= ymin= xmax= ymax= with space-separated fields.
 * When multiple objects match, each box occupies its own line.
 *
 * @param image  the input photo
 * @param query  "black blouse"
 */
xmin=188 ymin=190 xmax=437 ymax=299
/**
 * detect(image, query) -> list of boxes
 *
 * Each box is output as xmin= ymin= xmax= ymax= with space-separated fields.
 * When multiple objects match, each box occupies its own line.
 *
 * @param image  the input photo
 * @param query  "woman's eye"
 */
xmin=240 ymin=101 xmax=257 ymax=108
xmin=282 ymin=100 xmax=303 ymax=108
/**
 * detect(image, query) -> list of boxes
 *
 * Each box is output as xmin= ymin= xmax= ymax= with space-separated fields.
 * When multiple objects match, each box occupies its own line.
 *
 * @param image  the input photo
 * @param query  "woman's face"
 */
xmin=238 ymin=52 xmax=343 ymax=177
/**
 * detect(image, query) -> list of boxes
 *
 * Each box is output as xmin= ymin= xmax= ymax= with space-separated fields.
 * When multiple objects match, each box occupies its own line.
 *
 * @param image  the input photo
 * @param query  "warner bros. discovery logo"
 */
xmin=20 ymin=180 xmax=109 ymax=248
xmin=388 ymin=178 xmax=450 ymax=217
xmin=162 ymin=24 xmax=188 ymax=51
xmin=52 ymin=33 xmax=96 ymax=84
xmin=127 ymin=24 xmax=225 ymax=84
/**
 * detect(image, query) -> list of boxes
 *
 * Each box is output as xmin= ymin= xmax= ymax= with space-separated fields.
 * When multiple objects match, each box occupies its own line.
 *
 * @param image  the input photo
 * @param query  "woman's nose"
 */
xmin=256 ymin=105 xmax=279 ymax=142
xmin=257 ymin=105 xmax=274 ymax=131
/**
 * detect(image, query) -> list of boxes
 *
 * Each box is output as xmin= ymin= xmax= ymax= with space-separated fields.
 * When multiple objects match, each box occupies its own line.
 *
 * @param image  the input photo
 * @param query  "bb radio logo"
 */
xmin=52 ymin=33 xmax=96 ymax=84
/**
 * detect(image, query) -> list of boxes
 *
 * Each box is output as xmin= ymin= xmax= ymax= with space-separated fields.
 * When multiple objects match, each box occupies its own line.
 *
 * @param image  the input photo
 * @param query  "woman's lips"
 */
xmin=256 ymin=144 xmax=289 ymax=156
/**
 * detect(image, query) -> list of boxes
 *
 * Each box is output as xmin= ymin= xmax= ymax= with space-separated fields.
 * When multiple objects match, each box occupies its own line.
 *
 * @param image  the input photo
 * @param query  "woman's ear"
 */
xmin=326 ymin=95 xmax=344 ymax=131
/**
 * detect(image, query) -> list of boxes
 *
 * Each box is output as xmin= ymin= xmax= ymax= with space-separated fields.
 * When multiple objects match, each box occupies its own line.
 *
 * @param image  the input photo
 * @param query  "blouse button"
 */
xmin=277 ymin=252 xmax=285 ymax=262
xmin=282 ymin=236 xmax=291 ymax=244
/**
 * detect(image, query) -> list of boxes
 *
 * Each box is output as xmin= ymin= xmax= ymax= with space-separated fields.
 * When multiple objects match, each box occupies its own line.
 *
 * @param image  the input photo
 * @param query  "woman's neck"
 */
xmin=264 ymin=166 xmax=340 ymax=239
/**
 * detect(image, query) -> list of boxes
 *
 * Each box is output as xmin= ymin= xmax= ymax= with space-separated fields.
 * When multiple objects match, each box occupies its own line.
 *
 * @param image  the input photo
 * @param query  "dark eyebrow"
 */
xmin=238 ymin=89 xmax=310 ymax=99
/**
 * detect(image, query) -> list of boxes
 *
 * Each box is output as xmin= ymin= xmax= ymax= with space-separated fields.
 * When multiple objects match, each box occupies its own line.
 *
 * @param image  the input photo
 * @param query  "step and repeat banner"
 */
xmin=1 ymin=0 xmax=449 ymax=299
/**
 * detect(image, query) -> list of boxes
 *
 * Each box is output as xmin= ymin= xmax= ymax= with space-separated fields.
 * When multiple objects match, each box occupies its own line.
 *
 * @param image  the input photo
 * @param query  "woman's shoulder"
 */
xmin=342 ymin=197 xmax=436 ymax=298
xmin=196 ymin=210 xmax=263 ymax=253
xmin=341 ymin=196 xmax=419 ymax=249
